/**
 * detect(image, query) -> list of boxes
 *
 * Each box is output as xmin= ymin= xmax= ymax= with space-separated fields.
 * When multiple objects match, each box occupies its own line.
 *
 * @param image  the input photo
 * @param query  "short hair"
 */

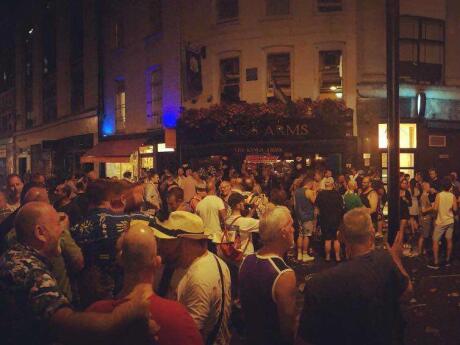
xmin=20 ymin=182 xmax=46 ymax=204
xmin=7 ymin=173 xmax=21 ymax=184
xmin=31 ymin=173 xmax=45 ymax=183
xmin=123 ymin=171 xmax=132 ymax=179
xmin=342 ymin=208 xmax=373 ymax=245
xmin=442 ymin=176 xmax=452 ymax=191
xmin=259 ymin=206 xmax=291 ymax=244
xmin=269 ymin=188 xmax=287 ymax=206
xmin=15 ymin=202 xmax=47 ymax=244
xmin=167 ymin=187 xmax=184 ymax=201
xmin=86 ymin=180 xmax=112 ymax=206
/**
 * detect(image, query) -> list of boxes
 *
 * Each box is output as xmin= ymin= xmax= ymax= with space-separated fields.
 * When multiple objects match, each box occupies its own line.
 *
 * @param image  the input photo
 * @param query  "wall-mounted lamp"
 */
xmin=417 ymin=92 xmax=426 ymax=118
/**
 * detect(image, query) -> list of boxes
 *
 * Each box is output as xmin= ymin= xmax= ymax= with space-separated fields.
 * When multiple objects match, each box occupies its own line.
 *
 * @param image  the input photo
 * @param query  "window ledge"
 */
xmin=259 ymin=14 xmax=293 ymax=22
xmin=216 ymin=18 xmax=240 ymax=27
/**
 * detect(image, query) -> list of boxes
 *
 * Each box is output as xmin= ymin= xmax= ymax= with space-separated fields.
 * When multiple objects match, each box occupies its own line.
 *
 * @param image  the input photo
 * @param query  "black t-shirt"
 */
xmin=430 ymin=178 xmax=441 ymax=193
xmin=55 ymin=201 xmax=82 ymax=227
xmin=316 ymin=189 xmax=344 ymax=228
xmin=298 ymin=250 xmax=408 ymax=345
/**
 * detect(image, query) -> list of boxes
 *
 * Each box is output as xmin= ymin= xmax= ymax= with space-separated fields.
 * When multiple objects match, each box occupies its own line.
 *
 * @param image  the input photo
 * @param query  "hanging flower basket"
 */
xmin=178 ymin=98 xmax=353 ymax=143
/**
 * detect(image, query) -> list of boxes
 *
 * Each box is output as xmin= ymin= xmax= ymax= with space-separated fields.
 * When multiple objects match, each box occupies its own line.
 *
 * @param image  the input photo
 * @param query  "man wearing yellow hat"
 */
xmin=151 ymin=211 xmax=232 ymax=345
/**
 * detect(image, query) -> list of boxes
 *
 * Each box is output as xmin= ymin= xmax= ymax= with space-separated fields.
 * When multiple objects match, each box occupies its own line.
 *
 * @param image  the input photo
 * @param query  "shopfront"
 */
xmin=178 ymin=99 xmax=357 ymax=174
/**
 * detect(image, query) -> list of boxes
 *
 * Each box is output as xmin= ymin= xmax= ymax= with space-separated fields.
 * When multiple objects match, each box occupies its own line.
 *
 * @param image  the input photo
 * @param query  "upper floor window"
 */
xmin=266 ymin=0 xmax=290 ymax=16
xmin=150 ymin=0 xmax=162 ymax=34
xmin=149 ymin=68 xmax=162 ymax=128
xmin=115 ymin=80 xmax=126 ymax=132
xmin=43 ymin=1 xmax=56 ymax=75
xmin=317 ymin=0 xmax=342 ymax=13
xmin=220 ymin=57 xmax=240 ymax=103
xmin=267 ymin=53 xmax=291 ymax=103
xmin=70 ymin=0 xmax=84 ymax=61
xmin=319 ymin=50 xmax=343 ymax=99
xmin=399 ymin=16 xmax=444 ymax=85
xmin=113 ymin=20 xmax=124 ymax=49
xmin=217 ymin=0 xmax=238 ymax=22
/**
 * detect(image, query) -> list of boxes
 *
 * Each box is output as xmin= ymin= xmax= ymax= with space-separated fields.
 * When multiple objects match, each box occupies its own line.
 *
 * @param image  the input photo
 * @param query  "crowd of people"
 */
xmin=0 ymin=162 xmax=457 ymax=345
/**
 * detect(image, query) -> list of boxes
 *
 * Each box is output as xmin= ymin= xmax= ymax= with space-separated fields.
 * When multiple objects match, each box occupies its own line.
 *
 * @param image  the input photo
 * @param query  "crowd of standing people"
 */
xmin=0 ymin=162 xmax=457 ymax=344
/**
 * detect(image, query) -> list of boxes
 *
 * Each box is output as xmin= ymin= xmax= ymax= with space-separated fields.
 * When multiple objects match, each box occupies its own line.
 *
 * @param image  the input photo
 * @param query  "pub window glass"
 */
xmin=267 ymin=53 xmax=291 ymax=103
xmin=266 ymin=0 xmax=290 ymax=16
xmin=319 ymin=50 xmax=343 ymax=99
xmin=217 ymin=0 xmax=239 ymax=22
xmin=220 ymin=57 xmax=240 ymax=103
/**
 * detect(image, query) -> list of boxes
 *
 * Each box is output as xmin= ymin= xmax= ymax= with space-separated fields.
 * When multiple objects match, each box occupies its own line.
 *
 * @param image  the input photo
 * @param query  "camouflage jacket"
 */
xmin=0 ymin=243 xmax=71 ymax=345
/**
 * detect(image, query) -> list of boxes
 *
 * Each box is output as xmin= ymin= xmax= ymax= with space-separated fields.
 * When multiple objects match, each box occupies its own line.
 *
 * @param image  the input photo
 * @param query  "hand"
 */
xmin=388 ymin=230 xmax=404 ymax=259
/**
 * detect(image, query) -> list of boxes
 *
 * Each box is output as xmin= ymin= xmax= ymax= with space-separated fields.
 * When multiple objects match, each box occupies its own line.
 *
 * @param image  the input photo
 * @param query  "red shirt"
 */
xmin=87 ymin=294 xmax=203 ymax=345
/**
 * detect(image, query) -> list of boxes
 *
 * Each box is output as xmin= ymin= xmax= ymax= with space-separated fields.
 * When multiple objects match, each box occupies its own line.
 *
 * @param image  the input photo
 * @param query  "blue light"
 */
xmin=163 ymin=106 xmax=179 ymax=128
xmin=101 ymin=114 xmax=115 ymax=136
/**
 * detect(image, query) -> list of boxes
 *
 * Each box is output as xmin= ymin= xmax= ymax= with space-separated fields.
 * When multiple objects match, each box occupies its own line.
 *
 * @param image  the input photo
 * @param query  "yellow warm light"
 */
xmin=378 ymin=123 xmax=417 ymax=149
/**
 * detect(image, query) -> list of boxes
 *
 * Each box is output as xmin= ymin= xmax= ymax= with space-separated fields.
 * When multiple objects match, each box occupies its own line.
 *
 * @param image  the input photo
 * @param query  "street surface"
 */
xmin=231 ymin=238 xmax=460 ymax=345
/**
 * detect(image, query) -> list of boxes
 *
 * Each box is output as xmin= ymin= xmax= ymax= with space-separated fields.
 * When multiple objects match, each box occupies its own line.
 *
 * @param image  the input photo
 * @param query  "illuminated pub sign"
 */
xmin=378 ymin=123 xmax=417 ymax=149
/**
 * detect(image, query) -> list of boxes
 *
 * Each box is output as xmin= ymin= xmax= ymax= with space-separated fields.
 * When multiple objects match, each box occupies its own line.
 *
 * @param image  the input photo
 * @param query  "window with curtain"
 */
xmin=115 ymin=80 xmax=126 ymax=132
xmin=220 ymin=57 xmax=240 ymax=103
xmin=267 ymin=53 xmax=291 ymax=103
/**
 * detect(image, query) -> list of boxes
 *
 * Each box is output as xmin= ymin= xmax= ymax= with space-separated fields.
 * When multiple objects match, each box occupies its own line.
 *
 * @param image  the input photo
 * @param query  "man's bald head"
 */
xmin=15 ymin=202 xmax=55 ymax=245
xmin=24 ymin=187 xmax=49 ymax=204
xmin=121 ymin=223 xmax=160 ymax=273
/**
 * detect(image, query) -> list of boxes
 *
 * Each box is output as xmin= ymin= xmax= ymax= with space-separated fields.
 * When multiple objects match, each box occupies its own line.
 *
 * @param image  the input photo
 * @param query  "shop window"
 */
xmin=319 ymin=50 xmax=343 ymax=99
xmin=150 ymin=0 xmax=162 ymax=34
xmin=266 ymin=0 xmax=290 ymax=16
xmin=317 ymin=0 xmax=342 ymax=13
xmin=399 ymin=16 xmax=444 ymax=85
xmin=115 ymin=80 xmax=126 ymax=132
xmin=148 ymin=68 xmax=162 ymax=128
xmin=220 ymin=57 xmax=240 ymax=103
xmin=378 ymin=123 xmax=417 ymax=149
xmin=267 ymin=53 xmax=291 ymax=103
xmin=217 ymin=0 xmax=238 ymax=22
xmin=113 ymin=20 xmax=124 ymax=49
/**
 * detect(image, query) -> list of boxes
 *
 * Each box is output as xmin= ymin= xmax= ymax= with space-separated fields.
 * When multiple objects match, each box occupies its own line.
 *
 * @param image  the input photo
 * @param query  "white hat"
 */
xmin=150 ymin=211 xmax=211 ymax=240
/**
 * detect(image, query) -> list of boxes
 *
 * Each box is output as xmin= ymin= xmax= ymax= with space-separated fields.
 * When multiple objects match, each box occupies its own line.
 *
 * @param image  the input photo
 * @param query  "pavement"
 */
xmin=231 ymin=237 xmax=460 ymax=345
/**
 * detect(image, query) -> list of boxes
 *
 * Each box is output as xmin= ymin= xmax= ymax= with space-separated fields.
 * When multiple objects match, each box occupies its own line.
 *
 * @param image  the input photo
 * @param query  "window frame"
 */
xmin=318 ymin=50 xmax=343 ymax=99
xmin=115 ymin=80 xmax=127 ymax=132
xmin=266 ymin=52 xmax=292 ymax=103
xmin=219 ymin=56 xmax=241 ymax=103
xmin=265 ymin=0 xmax=290 ymax=17
xmin=399 ymin=15 xmax=445 ymax=85
xmin=216 ymin=0 xmax=239 ymax=23
xmin=148 ymin=67 xmax=163 ymax=128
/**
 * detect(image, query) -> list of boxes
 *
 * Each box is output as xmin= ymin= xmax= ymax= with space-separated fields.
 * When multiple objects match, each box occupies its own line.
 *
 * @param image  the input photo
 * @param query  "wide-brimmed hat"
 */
xmin=151 ymin=211 xmax=210 ymax=240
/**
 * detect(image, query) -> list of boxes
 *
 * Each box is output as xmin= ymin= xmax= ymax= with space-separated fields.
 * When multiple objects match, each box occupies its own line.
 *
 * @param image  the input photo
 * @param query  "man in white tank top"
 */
xmin=428 ymin=177 xmax=458 ymax=269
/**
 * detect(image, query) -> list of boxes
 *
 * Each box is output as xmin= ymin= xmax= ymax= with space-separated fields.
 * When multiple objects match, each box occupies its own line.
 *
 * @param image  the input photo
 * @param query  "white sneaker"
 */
xmin=297 ymin=252 xmax=303 ymax=261
xmin=302 ymin=254 xmax=315 ymax=262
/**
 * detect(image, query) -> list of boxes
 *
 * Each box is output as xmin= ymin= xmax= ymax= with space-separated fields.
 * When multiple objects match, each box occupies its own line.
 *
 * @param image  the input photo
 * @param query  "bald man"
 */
xmin=87 ymin=223 xmax=203 ymax=345
xmin=4 ymin=186 xmax=83 ymax=301
xmin=0 ymin=202 xmax=157 ymax=345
